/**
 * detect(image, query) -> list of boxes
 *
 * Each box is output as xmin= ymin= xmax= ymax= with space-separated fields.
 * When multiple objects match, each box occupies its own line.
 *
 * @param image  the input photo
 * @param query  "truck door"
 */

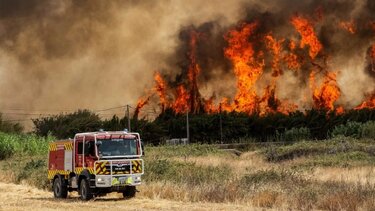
xmin=75 ymin=139 xmax=84 ymax=167
xmin=84 ymin=140 xmax=97 ymax=167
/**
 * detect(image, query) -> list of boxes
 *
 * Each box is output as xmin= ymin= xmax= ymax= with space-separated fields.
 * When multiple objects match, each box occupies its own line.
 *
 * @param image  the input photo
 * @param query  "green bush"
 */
xmin=330 ymin=122 xmax=363 ymax=138
xmin=0 ymin=139 xmax=14 ymax=159
xmin=281 ymin=127 xmax=311 ymax=142
xmin=330 ymin=121 xmax=375 ymax=139
xmin=33 ymin=109 xmax=102 ymax=139
xmin=0 ymin=114 xmax=23 ymax=134
xmin=360 ymin=121 xmax=375 ymax=139
xmin=0 ymin=132 xmax=53 ymax=160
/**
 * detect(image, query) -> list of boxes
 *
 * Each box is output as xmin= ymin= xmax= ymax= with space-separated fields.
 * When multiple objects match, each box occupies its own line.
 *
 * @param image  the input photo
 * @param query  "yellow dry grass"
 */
xmin=312 ymin=166 xmax=375 ymax=185
xmin=173 ymin=151 xmax=277 ymax=177
xmin=0 ymin=182 xmax=261 ymax=211
xmin=4 ymin=149 xmax=375 ymax=210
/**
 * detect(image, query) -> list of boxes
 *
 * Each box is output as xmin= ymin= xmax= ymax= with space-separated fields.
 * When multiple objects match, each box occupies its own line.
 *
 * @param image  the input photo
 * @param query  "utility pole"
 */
xmin=219 ymin=103 xmax=223 ymax=144
xmin=126 ymin=104 xmax=131 ymax=132
xmin=186 ymin=109 xmax=190 ymax=144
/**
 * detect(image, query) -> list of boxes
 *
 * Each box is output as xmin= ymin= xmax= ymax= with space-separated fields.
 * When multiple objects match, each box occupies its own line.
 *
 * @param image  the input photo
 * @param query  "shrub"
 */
xmin=283 ymin=127 xmax=311 ymax=142
xmin=33 ymin=109 xmax=101 ymax=139
xmin=0 ymin=139 xmax=15 ymax=159
xmin=0 ymin=114 xmax=23 ymax=134
xmin=264 ymin=141 xmax=327 ymax=162
xmin=360 ymin=121 xmax=375 ymax=139
xmin=0 ymin=132 xmax=52 ymax=159
xmin=330 ymin=122 xmax=363 ymax=138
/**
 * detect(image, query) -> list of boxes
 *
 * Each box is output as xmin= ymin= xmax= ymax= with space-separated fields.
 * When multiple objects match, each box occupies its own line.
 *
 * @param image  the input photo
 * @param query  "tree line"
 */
xmin=23 ymin=108 xmax=375 ymax=144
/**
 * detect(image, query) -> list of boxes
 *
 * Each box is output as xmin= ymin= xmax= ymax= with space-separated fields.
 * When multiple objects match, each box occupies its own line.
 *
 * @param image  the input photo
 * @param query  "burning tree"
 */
xmin=133 ymin=6 xmax=375 ymax=120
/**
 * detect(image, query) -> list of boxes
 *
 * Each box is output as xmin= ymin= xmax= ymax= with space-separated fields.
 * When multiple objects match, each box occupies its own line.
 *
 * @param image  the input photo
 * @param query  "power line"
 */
xmin=0 ymin=112 xmax=56 ymax=116
xmin=0 ymin=108 xmax=76 ymax=112
xmin=94 ymin=105 xmax=127 ymax=112
xmin=0 ymin=105 xmax=133 ymax=113
xmin=0 ymin=103 xmax=156 ymax=123
xmin=4 ymin=119 xmax=33 ymax=122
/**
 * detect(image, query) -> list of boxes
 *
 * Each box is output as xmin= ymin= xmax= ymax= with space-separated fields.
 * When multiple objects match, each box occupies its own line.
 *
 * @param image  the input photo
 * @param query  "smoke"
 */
xmin=155 ymin=0 xmax=375 ymax=112
xmin=0 ymin=0 xmax=246 ymax=113
xmin=0 ymin=0 xmax=375 ymax=126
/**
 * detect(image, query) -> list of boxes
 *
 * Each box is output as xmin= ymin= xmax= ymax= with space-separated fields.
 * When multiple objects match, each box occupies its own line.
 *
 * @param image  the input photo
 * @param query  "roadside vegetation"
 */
xmin=2 ymin=133 xmax=375 ymax=209
xmin=30 ymin=108 xmax=375 ymax=144
xmin=1 ymin=114 xmax=375 ymax=209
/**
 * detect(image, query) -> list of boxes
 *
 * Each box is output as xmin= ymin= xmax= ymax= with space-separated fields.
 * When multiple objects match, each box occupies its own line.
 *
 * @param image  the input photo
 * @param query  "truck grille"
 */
xmin=95 ymin=160 xmax=143 ymax=175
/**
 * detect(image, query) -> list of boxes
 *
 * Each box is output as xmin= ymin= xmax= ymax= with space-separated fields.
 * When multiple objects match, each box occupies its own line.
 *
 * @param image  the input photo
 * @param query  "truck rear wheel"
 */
xmin=53 ymin=176 xmax=68 ymax=198
xmin=123 ymin=186 xmax=136 ymax=198
xmin=80 ymin=178 xmax=93 ymax=201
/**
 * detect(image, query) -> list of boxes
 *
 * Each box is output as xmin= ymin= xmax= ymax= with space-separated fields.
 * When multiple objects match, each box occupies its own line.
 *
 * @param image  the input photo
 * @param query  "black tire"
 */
xmin=80 ymin=178 xmax=93 ymax=201
xmin=123 ymin=186 xmax=136 ymax=198
xmin=53 ymin=176 xmax=68 ymax=199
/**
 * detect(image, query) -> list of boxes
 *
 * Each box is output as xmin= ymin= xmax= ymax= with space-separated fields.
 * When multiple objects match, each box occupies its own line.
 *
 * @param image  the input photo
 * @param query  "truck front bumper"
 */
xmin=95 ymin=175 xmax=142 ymax=187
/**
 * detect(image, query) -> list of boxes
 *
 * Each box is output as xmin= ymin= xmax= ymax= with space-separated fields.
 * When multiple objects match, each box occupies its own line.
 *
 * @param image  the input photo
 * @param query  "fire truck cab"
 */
xmin=48 ymin=130 xmax=144 ymax=200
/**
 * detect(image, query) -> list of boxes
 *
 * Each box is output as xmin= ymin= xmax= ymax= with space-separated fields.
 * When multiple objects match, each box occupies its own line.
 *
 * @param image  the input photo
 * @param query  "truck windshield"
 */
xmin=97 ymin=138 xmax=139 ymax=157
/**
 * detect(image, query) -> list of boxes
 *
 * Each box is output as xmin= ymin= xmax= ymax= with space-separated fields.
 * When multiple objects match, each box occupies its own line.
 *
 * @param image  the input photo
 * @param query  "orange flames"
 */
xmin=292 ymin=14 xmax=341 ymax=111
xmin=154 ymin=72 xmax=168 ymax=111
xmin=265 ymin=34 xmax=284 ymax=76
xmin=173 ymin=85 xmax=189 ymax=114
xmin=311 ymin=72 xmax=341 ymax=110
xmin=187 ymin=30 xmax=203 ymax=114
xmin=224 ymin=22 xmax=264 ymax=114
xmin=339 ymin=20 xmax=356 ymax=34
xmin=133 ymin=96 xmax=150 ymax=119
xmin=291 ymin=15 xmax=322 ymax=59
xmin=132 ymin=12 xmax=375 ymax=118
xmin=284 ymin=40 xmax=302 ymax=70
xmin=259 ymin=84 xmax=297 ymax=115
xmin=355 ymin=93 xmax=375 ymax=110
xmin=371 ymin=44 xmax=375 ymax=61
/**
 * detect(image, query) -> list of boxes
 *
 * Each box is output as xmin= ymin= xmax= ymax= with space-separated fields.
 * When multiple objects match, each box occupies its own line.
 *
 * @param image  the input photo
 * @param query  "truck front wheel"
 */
xmin=53 ymin=176 xmax=68 ymax=198
xmin=123 ymin=186 xmax=136 ymax=198
xmin=80 ymin=179 xmax=93 ymax=200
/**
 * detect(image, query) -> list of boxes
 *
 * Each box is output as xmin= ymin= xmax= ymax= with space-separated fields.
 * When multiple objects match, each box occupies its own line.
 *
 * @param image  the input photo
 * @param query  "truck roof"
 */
xmin=75 ymin=131 xmax=139 ymax=139
xmin=50 ymin=131 xmax=140 ymax=143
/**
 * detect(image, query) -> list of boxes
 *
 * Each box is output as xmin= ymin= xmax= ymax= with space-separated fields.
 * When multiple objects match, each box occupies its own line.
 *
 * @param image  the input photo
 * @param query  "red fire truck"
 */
xmin=48 ymin=130 xmax=144 ymax=200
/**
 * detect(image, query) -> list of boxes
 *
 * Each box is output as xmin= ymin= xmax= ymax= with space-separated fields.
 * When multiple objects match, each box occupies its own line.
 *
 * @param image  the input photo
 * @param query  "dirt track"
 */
xmin=0 ymin=182 xmax=255 ymax=211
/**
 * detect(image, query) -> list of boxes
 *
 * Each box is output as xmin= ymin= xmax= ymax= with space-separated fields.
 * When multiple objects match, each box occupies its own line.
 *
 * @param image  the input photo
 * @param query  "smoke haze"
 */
xmin=0 ymin=0 xmax=375 ymax=126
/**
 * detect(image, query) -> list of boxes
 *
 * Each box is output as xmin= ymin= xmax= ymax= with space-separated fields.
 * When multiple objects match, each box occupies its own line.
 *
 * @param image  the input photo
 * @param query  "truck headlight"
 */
xmin=97 ymin=176 xmax=109 ymax=184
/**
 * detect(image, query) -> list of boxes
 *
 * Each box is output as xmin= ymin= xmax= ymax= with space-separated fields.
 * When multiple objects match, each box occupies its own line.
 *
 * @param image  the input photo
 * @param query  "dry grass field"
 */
xmin=2 ymin=137 xmax=375 ymax=210
xmin=0 ymin=182 xmax=255 ymax=211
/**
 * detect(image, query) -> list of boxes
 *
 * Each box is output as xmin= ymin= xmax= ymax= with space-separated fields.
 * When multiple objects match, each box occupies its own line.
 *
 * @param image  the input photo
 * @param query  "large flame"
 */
xmin=291 ymin=15 xmax=323 ymax=59
xmin=187 ymin=30 xmax=203 ymax=114
xmin=172 ymin=85 xmax=189 ymax=114
xmin=224 ymin=22 xmax=264 ymax=114
xmin=154 ymin=72 xmax=168 ymax=111
xmin=312 ymin=72 xmax=341 ymax=110
xmin=132 ymin=12 xmax=375 ymax=118
xmin=265 ymin=34 xmax=284 ymax=76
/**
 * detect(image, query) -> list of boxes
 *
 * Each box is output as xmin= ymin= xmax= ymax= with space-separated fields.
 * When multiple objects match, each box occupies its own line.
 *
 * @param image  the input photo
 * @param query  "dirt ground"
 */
xmin=0 ymin=182 xmax=257 ymax=211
